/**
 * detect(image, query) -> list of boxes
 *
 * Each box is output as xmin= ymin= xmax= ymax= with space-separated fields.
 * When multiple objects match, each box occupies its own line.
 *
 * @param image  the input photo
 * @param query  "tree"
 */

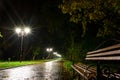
xmin=58 ymin=0 xmax=120 ymax=62
xmin=32 ymin=47 xmax=40 ymax=60
xmin=59 ymin=0 xmax=120 ymax=37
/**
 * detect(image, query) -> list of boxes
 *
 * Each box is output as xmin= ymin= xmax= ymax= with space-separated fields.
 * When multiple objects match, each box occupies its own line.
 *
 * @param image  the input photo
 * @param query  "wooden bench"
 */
xmin=71 ymin=63 xmax=96 ymax=80
xmin=86 ymin=43 xmax=120 ymax=80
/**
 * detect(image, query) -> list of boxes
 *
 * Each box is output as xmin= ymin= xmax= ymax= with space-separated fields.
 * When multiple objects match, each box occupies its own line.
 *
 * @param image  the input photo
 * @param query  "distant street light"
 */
xmin=46 ymin=48 xmax=53 ymax=59
xmin=15 ymin=27 xmax=31 ymax=62
xmin=53 ymin=52 xmax=62 ymax=58
xmin=46 ymin=48 xmax=53 ymax=52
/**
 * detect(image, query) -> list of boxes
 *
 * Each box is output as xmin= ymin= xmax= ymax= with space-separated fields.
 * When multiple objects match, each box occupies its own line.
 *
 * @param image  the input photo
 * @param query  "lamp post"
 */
xmin=46 ymin=48 xmax=53 ymax=59
xmin=15 ymin=27 xmax=31 ymax=62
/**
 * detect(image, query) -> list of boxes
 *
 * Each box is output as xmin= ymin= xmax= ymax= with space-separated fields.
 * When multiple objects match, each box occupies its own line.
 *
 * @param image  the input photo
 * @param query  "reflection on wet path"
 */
xmin=0 ymin=59 xmax=69 ymax=80
xmin=0 ymin=65 xmax=35 ymax=80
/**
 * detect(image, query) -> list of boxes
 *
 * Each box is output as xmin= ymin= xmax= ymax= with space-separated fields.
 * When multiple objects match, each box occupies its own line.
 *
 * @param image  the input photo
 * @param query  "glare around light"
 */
xmin=24 ymin=27 xmax=31 ymax=34
xmin=53 ymin=52 xmax=57 ymax=55
xmin=15 ymin=28 xmax=21 ymax=34
xmin=56 ymin=54 xmax=62 ymax=57
xmin=46 ymin=48 xmax=49 ymax=51
xmin=15 ymin=27 xmax=31 ymax=35
xmin=46 ymin=48 xmax=53 ymax=52
xmin=53 ymin=52 xmax=62 ymax=57
xmin=49 ymin=48 xmax=53 ymax=51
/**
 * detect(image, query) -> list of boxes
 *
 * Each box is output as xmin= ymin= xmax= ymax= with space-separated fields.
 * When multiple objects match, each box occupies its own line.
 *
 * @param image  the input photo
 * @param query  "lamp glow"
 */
xmin=46 ymin=48 xmax=53 ymax=52
xmin=15 ymin=28 xmax=21 ymax=34
xmin=24 ymin=27 xmax=31 ymax=34
xmin=53 ymin=52 xmax=62 ymax=57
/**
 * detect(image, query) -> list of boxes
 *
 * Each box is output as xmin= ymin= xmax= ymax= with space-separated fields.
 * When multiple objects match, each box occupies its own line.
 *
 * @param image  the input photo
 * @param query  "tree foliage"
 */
xmin=32 ymin=47 xmax=40 ymax=60
xmin=59 ymin=0 xmax=120 ymax=62
xmin=59 ymin=0 xmax=120 ymax=37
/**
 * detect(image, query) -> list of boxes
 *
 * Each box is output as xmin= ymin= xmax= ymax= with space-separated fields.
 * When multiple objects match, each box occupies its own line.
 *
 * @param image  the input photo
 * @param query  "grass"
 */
xmin=0 ymin=60 xmax=52 ymax=69
xmin=62 ymin=59 xmax=73 ymax=79
xmin=63 ymin=60 xmax=72 ymax=72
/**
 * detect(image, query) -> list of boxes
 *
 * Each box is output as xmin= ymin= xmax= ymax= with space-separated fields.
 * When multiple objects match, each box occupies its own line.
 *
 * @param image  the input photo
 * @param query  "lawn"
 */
xmin=0 ymin=60 xmax=51 ymax=69
xmin=63 ymin=60 xmax=72 ymax=72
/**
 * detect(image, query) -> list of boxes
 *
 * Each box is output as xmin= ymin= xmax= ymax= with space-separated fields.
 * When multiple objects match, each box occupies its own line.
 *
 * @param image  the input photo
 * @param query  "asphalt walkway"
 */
xmin=0 ymin=59 xmax=70 ymax=80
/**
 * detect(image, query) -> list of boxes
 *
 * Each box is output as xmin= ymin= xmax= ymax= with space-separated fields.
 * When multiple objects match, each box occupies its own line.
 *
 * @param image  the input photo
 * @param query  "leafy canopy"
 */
xmin=59 ymin=0 xmax=120 ymax=37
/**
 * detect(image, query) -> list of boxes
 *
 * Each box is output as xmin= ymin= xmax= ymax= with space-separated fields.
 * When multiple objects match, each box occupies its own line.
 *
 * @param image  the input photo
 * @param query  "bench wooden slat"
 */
xmin=74 ymin=65 xmax=91 ymax=73
xmin=87 ymin=50 xmax=120 ymax=57
xmin=87 ymin=44 xmax=120 ymax=54
xmin=71 ymin=65 xmax=88 ymax=80
xmin=86 ymin=56 xmax=120 ymax=60
xmin=71 ymin=64 xmax=96 ymax=80
xmin=85 ymin=44 xmax=120 ymax=79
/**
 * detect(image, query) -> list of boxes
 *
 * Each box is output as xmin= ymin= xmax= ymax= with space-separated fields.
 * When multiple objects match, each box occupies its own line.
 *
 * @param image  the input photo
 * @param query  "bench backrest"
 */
xmin=86 ymin=44 xmax=120 ymax=60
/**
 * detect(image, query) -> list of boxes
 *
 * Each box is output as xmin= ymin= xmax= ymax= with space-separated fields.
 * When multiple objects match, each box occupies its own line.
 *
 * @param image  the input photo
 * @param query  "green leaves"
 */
xmin=59 ymin=0 xmax=120 ymax=37
xmin=33 ymin=47 xmax=40 ymax=55
xmin=59 ymin=0 xmax=120 ymax=62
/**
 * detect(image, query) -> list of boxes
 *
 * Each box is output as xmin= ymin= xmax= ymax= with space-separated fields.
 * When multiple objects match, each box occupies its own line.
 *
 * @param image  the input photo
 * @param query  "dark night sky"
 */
xmin=0 ymin=0 xmax=68 ymax=58
xmin=0 ymin=0 xmax=62 ymax=27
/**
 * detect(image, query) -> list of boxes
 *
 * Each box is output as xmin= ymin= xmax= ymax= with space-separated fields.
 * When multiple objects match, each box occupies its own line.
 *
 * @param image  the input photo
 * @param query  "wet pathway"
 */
xmin=0 ymin=59 xmax=70 ymax=80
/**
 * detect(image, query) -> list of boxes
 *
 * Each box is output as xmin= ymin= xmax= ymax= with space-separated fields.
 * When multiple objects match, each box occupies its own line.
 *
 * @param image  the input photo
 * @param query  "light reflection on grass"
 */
xmin=0 ymin=60 xmax=51 ymax=69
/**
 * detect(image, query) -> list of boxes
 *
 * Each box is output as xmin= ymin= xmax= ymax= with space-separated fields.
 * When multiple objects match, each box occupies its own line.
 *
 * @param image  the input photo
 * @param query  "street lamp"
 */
xmin=46 ymin=48 xmax=53 ymax=59
xmin=15 ymin=27 xmax=31 ymax=62
xmin=46 ymin=48 xmax=53 ymax=52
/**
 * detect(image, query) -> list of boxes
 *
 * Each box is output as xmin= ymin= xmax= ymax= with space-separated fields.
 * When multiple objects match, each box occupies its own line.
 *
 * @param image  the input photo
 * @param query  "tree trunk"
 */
xmin=33 ymin=55 xmax=36 ymax=60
